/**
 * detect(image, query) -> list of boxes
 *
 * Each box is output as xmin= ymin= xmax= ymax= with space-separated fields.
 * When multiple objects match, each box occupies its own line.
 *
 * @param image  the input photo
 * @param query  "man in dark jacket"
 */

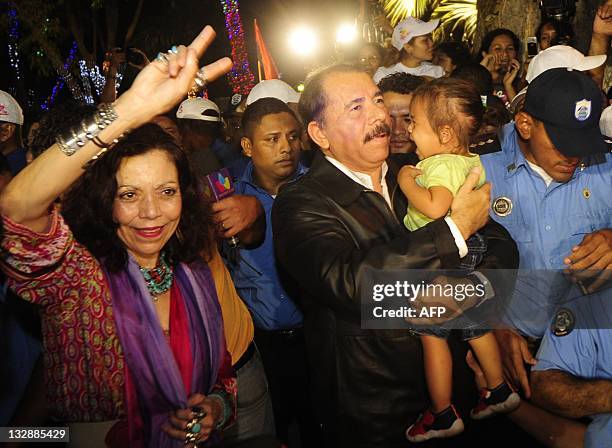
xmin=271 ymin=64 xmax=519 ymax=447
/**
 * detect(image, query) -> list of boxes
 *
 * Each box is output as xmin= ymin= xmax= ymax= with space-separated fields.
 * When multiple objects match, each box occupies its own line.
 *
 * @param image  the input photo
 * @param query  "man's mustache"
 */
xmin=364 ymin=123 xmax=391 ymax=143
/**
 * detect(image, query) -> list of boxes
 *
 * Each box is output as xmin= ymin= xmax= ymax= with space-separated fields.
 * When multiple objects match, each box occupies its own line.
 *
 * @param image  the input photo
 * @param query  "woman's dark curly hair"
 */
xmin=61 ymin=123 xmax=214 ymax=272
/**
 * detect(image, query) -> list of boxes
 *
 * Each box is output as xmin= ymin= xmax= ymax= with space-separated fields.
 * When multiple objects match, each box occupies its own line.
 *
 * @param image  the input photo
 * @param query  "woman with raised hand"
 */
xmin=0 ymin=26 xmax=234 ymax=447
xmin=478 ymin=28 xmax=523 ymax=107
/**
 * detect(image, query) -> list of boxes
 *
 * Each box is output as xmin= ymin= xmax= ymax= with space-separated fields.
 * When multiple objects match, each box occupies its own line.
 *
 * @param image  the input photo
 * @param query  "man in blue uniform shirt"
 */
xmin=481 ymin=68 xmax=612 ymax=398
xmin=531 ymin=290 xmax=612 ymax=447
xmin=227 ymin=97 xmax=321 ymax=446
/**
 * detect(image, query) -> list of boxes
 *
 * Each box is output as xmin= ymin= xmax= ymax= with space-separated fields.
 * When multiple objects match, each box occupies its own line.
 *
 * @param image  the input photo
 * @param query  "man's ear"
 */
xmin=307 ymin=121 xmax=330 ymax=150
xmin=0 ymin=123 xmax=15 ymax=144
xmin=514 ymin=111 xmax=533 ymax=140
xmin=240 ymin=136 xmax=253 ymax=158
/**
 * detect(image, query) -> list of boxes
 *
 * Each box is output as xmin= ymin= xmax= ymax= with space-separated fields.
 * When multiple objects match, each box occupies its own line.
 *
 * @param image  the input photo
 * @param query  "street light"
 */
xmin=289 ymin=26 xmax=318 ymax=57
xmin=336 ymin=23 xmax=357 ymax=44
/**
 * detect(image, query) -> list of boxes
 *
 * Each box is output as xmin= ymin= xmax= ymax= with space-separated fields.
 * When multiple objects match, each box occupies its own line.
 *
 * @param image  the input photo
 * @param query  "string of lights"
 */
xmin=8 ymin=2 xmax=23 ymax=82
xmin=23 ymin=1 xmax=255 ymax=108
xmin=42 ymin=41 xmax=79 ymax=111
xmin=78 ymin=60 xmax=103 ymax=104
xmin=220 ymin=0 xmax=255 ymax=95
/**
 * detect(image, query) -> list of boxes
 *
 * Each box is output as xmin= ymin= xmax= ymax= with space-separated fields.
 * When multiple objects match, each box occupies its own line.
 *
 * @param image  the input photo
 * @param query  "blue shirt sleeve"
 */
xmin=534 ymin=327 xmax=597 ymax=378
xmin=585 ymin=413 xmax=612 ymax=448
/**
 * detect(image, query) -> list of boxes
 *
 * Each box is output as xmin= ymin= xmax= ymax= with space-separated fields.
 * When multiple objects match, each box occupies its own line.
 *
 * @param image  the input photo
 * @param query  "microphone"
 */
xmin=203 ymin=168 xmax=239 ymax=247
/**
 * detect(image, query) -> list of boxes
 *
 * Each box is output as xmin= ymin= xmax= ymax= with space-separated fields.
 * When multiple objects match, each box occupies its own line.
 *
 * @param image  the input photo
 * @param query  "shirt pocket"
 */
xmin=490 ymin=203 xmax=532 ymax=243
xmin=568 ymin=214 xmax=596 ymax=236
xmin=550 ymin=209 xmax=612 ymax=262
xmin=567 ymin=208 xmax=611 ymax=236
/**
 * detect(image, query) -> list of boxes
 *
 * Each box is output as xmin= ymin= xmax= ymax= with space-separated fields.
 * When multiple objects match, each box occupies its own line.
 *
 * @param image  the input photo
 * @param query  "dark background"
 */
xmin=1 ymin=0 xmax=361 ymax=107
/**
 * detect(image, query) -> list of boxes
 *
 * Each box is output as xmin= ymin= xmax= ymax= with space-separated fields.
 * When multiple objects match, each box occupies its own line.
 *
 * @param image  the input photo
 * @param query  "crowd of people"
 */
xmin=0 ymin=3 xmax=612 ymax=448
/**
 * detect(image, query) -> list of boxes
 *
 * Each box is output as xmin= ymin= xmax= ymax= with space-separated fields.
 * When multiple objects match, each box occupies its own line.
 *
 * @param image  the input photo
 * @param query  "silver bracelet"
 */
xmin=55 ymin=103 xmax=119 ymax=156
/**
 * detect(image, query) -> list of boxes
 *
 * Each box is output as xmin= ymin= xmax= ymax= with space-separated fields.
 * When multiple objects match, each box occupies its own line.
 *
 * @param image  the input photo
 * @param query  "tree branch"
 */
xmin=123 ymin=0 xmax=145 ymax=48
xmin=105 ymin=0 xmax=119 ymax=49
xmin=65 ymin=0 xmax=93 ymax=61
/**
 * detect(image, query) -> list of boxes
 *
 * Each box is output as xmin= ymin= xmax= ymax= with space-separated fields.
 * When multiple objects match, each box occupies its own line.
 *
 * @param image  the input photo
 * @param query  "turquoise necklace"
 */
xmin=139 ymin=252 xmax=173 ymax=300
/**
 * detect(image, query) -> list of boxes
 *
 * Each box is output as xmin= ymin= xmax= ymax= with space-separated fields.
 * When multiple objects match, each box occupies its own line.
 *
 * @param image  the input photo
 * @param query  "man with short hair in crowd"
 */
xmin=480 ymin=68 xmax=612 ymax=416
xmin=378 ymin=72 xmax=424 ymax=157
xmin=227 ymin=97 xmax=321 ymax=446
xmin=176 ymin=97 xmax=224 ymax=176
xmin=0 ymin=90 xmax=27 ymax=176
xmin=271 ymin=63 xmax=519 ymax=447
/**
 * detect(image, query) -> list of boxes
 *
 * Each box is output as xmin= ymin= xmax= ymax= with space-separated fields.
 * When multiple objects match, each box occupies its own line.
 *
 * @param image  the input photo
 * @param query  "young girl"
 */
xmin=398 ymin=78 xmax=520 ymax=443
xmin=373 ymin=17 xmax=445 ymax=84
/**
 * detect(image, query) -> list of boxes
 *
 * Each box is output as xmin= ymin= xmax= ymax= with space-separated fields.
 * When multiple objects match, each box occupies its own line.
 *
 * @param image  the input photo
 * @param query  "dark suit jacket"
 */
xmin=272 ymin=151 xmax=518 ymax=447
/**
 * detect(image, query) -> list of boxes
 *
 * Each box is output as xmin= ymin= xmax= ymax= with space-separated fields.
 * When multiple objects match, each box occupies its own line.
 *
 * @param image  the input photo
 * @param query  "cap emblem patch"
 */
xmin=231 ymin=94 xmax=242 ymax=106
xmin=574 ymin=99 xmax=591 ymax=122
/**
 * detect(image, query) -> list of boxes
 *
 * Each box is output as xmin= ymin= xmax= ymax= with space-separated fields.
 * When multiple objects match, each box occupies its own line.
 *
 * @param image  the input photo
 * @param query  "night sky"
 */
xmin=2 ymin=0 xmax=361 ymax=104
xmin=132 ymin=0 xmax=360 ymax=96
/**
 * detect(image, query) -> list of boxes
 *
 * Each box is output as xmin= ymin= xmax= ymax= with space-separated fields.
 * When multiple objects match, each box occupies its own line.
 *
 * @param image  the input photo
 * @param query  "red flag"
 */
xmin=254 ymin=18 xmax=279 ymax=80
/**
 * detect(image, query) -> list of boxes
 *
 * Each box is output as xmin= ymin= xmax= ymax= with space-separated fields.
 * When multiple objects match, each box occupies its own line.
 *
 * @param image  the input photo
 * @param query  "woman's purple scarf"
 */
xmin=103 ymin=255 xmax=225 ymax=447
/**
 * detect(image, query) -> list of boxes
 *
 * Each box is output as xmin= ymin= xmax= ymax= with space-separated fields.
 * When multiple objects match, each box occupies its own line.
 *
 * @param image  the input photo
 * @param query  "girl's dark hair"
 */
xmin=412 ymin=78 xmax=484 ymax=150
xmin=478 ymin=28 xmax=522 ymax=62
xmin=481 ymin=95 xmax=511 ymax=131
xmin=435 ymin=42 xmax=472 ymax=67
xmin=62 ymin=123 xmax=214 ymax=272
xmin=535 ymin=18 xmax=575 ymax=46
xmin=451 ymin=62 xmax=493 ymax=96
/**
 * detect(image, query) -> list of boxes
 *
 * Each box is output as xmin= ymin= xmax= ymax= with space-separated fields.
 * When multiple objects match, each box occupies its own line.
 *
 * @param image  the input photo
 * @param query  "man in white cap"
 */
xmin=246 ymin=79 xmax=302 ymax=132
xmin=509 ymin=45 xmax=607 ymax=115
xmin=246 ymin=79 xmax=300 ymax=107
xmin=176 ymin=97 xmax=225 ymax=175
xmin=525 ymin=45 xmax=607 ymax=84
xmin=373 ymin=17 xmax=444 ymax=83
xmin=0 ymin=90 xmax=27 ymax=175
xmin=247 ymin=79 xmax=315 ymax=159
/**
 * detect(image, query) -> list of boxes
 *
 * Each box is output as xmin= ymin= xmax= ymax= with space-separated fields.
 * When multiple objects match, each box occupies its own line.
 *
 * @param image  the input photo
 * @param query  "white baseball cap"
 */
xmin=599 ymin=105 xmax=612 ymax=140
xmin=176 ymin=98 xmax=221 ymax=122
xmin=526 ymin=45 xmax=607 ymax=83
xmin=391 ymin=17 xmax=439 ymax=51
xmin=246 ymin=80 xmax=300 ymax=106
xmin=0 ymin=90 xmax=24 ymax=125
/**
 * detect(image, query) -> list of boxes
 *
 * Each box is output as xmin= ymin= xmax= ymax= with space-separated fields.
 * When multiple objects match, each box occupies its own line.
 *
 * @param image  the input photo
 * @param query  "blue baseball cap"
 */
xmin=523 ymin=67 xmax=607 ymax=157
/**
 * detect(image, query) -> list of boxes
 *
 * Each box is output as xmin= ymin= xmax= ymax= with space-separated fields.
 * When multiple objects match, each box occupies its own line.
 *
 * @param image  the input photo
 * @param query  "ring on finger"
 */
xmin=156 ymin=52 xmax=169 ymax=64
xmin=168 ymin=45 xmax=179 ymax=54
xmin=192 ymin=68 xmax=208 ymax=91
xmin=191 ymin=406 xmax=207 ymax=421
xmin=186 ymin=417 xmax=202 ymax=434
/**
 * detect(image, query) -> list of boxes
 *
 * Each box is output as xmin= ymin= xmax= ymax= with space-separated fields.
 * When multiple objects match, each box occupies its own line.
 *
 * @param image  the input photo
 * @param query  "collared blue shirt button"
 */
xmin=545 ymin=225 xmax=551 ymax=231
